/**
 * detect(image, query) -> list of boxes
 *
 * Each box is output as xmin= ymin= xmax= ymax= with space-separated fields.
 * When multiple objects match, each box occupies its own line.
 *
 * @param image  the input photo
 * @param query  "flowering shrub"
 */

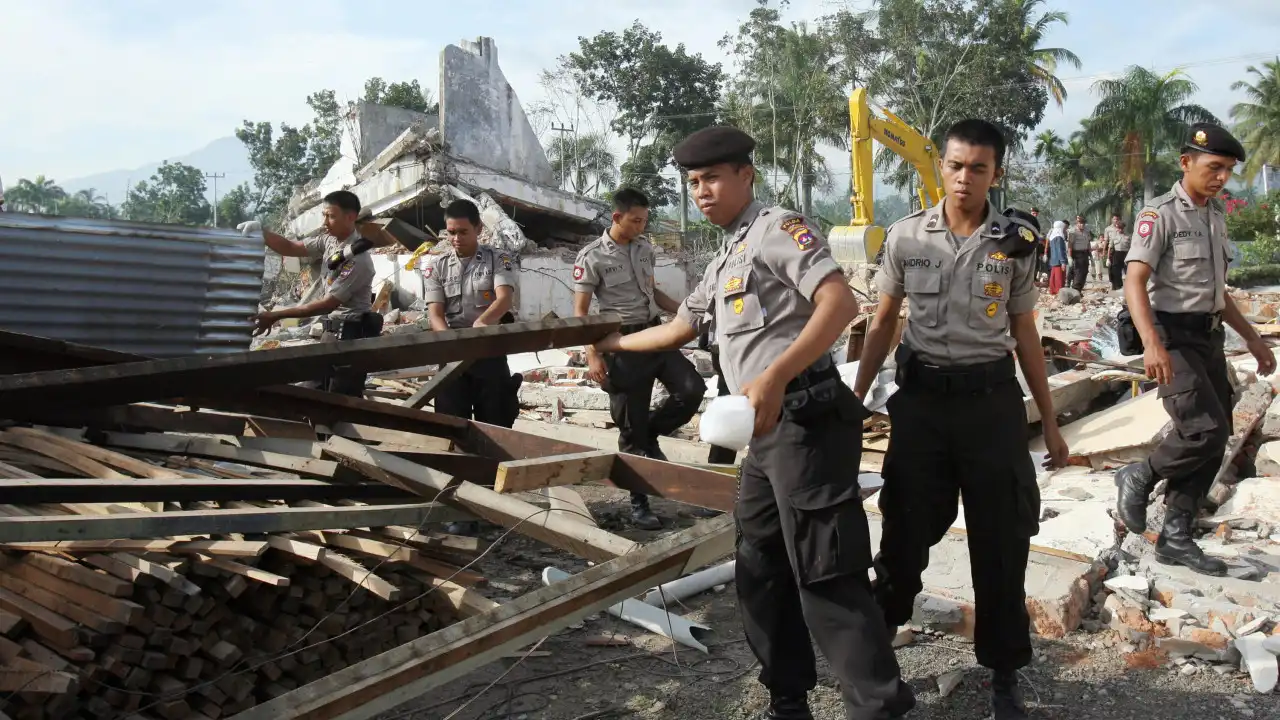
xmin=1231 ymin=191 xmax=1280 ymax=266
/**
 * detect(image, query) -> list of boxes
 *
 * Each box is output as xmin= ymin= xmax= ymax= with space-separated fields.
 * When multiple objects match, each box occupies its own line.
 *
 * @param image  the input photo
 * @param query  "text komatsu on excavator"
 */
xmin=828 ymin=88 xmax=945 ymax=267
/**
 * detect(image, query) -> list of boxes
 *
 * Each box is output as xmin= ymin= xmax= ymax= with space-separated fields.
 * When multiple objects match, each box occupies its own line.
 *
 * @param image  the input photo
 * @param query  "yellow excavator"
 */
xmin=828 ymin=88 xmax=944 ymax=268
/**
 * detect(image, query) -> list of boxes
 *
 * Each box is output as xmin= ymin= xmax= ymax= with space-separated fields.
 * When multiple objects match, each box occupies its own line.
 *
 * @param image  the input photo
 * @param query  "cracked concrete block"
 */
xmin=1236 ymin=633 xmax=1279 ymax=693
xmin=1105 ymin=574 xmax=1151 ymax=595
xmin=1255 ymin=441 xmax=1280 ymax=476
xmin=1259 ymin=394 xmax=1280 ymax=441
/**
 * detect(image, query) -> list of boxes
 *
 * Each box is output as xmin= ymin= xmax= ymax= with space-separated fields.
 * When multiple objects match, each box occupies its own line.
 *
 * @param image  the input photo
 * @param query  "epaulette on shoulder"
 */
xmin=1149 ymin=190 xmax=1178 ymax=209
xmin=885 ymin=207 xmax=928 ymax=234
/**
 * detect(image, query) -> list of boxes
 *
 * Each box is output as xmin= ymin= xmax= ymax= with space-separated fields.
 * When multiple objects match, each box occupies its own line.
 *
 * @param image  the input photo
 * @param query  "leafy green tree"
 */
xmin=122 ymin=161 xmax=211 ymax=226
xmin=363 ymin=77 xmax=438 ymax=114
xmin=5 ymin=176 xmax=67 ymax=214
xmin=1088 ymin=66 xmax=1217 ymax=204
xmin=1003 ymin=0 xmax=1081 ymax=108
xmin=58 ymin=188 xmax=116 ymax=219
xmin=1033 ymin=130 xmax=1063 ymax=161
xmin=565 ymin=21 xmax=723 ymax=207
xmin=216 ymin=183 xmax=255 ymax=229
xmin=1230 ymin=58 xmax=1280 ymax=184
xmin=546 ymin=131 xmax=618 ymax=196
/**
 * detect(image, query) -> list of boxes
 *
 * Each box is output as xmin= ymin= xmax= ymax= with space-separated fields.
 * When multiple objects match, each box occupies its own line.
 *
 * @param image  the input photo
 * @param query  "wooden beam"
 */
xmin=5 ymin=427 xmax=191 ymax=479
xmin=323 ymin=438 xmax=638 ymax=563
xmin=401 ymin=360 xmax=474 ymax=409
xmin=0 ymin=478 xmax=413 ymax=504
xmin=227 ymin=517 xmax=733 ymax=720
xmin=0 ymin=316 xmax=621 ymax=410
xmin=4 ymin=539 xmax=267 ymax=557
xmin=0 ymin=431 xmax=128 ymax=479
xmin=193 ymin=554 xmax=291 ymax=587
xmin=97 ymin=433 xmax=339 ymax=479
xmin=0 ymin=503 xmax=445 ymax=543
xmin=493 ymin=451 xmax=616 ymax=494
xmin=321 ymin=424 xmax=453 ymax=450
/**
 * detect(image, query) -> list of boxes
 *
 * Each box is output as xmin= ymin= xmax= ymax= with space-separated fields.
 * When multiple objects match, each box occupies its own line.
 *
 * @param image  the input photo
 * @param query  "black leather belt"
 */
xmin=620 ymin=318 xmax=661 ymax=335
xmin=900 ymin=349 xmax=1016 ymax=395
xmin=1156 ymin=311 xmax=1223 ymax=333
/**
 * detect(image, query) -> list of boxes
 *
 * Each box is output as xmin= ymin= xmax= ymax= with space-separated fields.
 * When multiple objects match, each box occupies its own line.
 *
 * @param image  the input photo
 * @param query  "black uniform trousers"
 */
xmin=707 ymin=348 xmax=737 ymax=465
xmin=1109 ymin=249 xmax=1128 ymax=291
xmin=873 ymin=351 xmax=1039 ymax=673
xmin=435 ymin=356 xmax=522 ymax=429
xmin=1070 ymin=250 xmax=1090 ymax=290
xmin=315 ymin=313 xmax=384 ymax=397
xmin=736 ymin=380 xmax=903 ymax=718
xmin=1148 ymin=315 xmax=1233 ymax=512
xmin=601 ymin=321 xmax=704 ymax=457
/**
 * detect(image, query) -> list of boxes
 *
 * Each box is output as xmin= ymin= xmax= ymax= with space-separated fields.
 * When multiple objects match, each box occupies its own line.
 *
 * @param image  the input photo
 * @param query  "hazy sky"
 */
xmin=2 ymin=0 xmax=1278 ymax=185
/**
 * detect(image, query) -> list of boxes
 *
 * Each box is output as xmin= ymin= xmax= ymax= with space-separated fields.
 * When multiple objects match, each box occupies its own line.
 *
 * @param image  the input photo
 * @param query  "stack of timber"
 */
xmin=0 ymin=318 xmax=740 ymax=720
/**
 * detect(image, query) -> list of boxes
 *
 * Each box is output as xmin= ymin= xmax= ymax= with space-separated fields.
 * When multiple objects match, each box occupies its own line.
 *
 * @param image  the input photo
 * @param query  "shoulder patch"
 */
xmin=499 ymin=253 xmax=514 ymax=271
xmin=573 ymin=265 xmax=585 ymax=281
xmin=780 ymin=216 xmax=816 ymax=251
xmin=1137 ymin=218 xmax=1155 ymax=240
xmin=424 ymin=265 xmax=433 ymax=279
xmin=1137 ymin=209 xmax=1159 ymax=221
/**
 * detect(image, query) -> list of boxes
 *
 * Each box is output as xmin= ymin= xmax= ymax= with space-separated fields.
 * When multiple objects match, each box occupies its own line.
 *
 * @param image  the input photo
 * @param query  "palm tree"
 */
xmin=1011 ymin=0 xmax=1083 ymax=108
xmin=546 ymin=132 xmax=619 ymax=196
xmin=1230 ymin=58 xmax=1280 ymax=184
xmin=1033 ymin=130 xmax=1063 ymax=161
xmin=1089 ymin=66 xmax=1218 ymax=204
xmin=6 ymin=176 xmax=67 ymax=214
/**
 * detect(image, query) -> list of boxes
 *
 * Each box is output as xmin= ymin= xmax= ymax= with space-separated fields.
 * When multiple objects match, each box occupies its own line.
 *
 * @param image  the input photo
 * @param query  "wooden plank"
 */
xmin=0 ymin=561 xmax=144 ymax=626
xmin=5 ymin=427 xmax=191 ymax=479
xmin=315 ymin=552 xmax=400 ymax=602
xmin=228 ymin=516 xmax=733 ymax=720
xmin=322 ymin=438 xmax=639 ymax=563
xmin=0 ymin=478 xmax=413 ymax=504
xmin=265 ymin=536 xmax=327 ymax=563
xmin=0 ymin=663 xmax=78 ymax=694
xmin=542 ymin=487 xmax=597 ymax=527
xmin=401 ymin=360 xmax=474 ymax=409
xmin=193 ymin=554 xmax=290 ymax=587
xmin=4 ymin=540 xmax=267 ymax=557
xmin=0 ymin=461 xmax=40 ymax=480
xmin=423 ymin=577 xmax=500 ymax=619
xmin=0 ymin=503 xmax=444 ymax=543
xmin=107 ymin=553 xmax=200 ymax=595
xmin=0 ymin=586 xmax=79 ymax=649
xmin=0 ymin=431 xmax=128 ymax=479
xmin=0 ymin=316 xmax=621 ymax=410
xmin=493 ymin=451 xmax=615 ymax=494
xmin=321 ymin=424 xmax=453 ymax=450
xmin=17 ymin=553 xmax=132 ymax=598
xmin=306 ymin=531 xmax=483 ymax=587
xmin=98 ymin=433 xmax=339 ymax=479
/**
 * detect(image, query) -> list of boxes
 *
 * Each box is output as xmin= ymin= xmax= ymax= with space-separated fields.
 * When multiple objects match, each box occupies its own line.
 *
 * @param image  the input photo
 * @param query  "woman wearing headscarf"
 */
xmin=1047 ymin=220 xmax=1068 ymax=295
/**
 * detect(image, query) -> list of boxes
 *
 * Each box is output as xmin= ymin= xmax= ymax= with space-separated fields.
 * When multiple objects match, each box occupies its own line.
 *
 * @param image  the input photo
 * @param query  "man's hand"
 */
xmin=1144 ymin=342 xmax=1174 ymax=385
xmin=1042 ymin=422 xmax=1069 ymax=469
xmin=740 ymin=371 xmax=785 ymax=438
xmin=1248 ymin=337 xmax=1277 ymax=376
xmin=593 ymin=332 xmax=624 ymax=354
xmin=585 ymin=351 xmax=608 ymax=385
xmin=250 ymin=311 xmax=279 ymax=337
xmin=472 ymin=317 xmax=492 ymax=328
xmin=238 ymin=220 xmax=262 ymax=238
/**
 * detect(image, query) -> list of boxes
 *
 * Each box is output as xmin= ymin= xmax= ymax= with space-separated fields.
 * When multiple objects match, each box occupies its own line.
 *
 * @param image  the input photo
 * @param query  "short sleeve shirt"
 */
xmin=874 ymin=203 xmax=1038 ymax=366
xmin=676 ymin=202 xmax=843 ymax=394
xmin=302 ymin=231 xmax=375 ymax=319
xmin=572 ymin=232 xmax=656 ymax=324
xmin=1067 ymin=228 xmax=1091 ymax=252
xmin=422 ymin=244 xmax=517 ymax=328
xmin=1125 ymin=181 xmax=1229 ymax=314
xmin=1103 ymin=225 xmax=1129 ymax=252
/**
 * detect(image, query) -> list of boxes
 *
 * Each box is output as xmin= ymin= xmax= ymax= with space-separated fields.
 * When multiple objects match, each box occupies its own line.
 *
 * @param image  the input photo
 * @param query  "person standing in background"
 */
xmin=1047 ymin=220 xmax=1068 ymax=295
xmin=1104 ymin=215 xmax=1130 ymax=291
xmin=1091 ymin=230 xmax=1108 ymax=281
xmin=1068 ymin=215 xmax=1091 ymax=291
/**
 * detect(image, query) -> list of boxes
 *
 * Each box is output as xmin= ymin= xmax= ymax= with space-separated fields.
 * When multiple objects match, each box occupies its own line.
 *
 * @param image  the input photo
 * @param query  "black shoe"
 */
xmin=444 ymin=521 xmax=480 ymax=536
xmin=645 ymin=443 xmax=669 ymax=462
xmin=886 ymin=679 xmax=916 ymax=718
xmin=991 ymin=670 xmax=1028 ymax=720
xmin=630 ymin=496 xmax=662 ymax=531
xmin=757 ymin=695 xmax=813 ymax=720
xmin=1114 ymin=461 xmax=1156 ymax=533
xmin=689 ymin=506 xmax=723 ymax=518
xmin=1155 ymin=507 xmax=1228 ymax=576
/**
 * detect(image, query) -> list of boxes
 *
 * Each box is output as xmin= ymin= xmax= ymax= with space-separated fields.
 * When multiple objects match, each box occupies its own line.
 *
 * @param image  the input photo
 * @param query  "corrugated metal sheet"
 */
xmin=0 ymin=213 xmax=265 ymax=357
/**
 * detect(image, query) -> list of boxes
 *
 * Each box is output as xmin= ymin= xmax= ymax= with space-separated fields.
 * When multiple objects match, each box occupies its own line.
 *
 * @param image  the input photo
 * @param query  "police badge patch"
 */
xmin=573 ymin=265 xmax=585 ymax=281
xmin=499 ymin=253 xmax=514 ymax=271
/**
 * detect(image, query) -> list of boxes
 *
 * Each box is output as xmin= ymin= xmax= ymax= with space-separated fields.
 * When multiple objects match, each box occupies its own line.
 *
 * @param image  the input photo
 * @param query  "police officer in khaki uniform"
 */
xmin=1115 ymin=123 xmax=1276 ymax=576
xmin=247 ymin=190 xmax=382 ymax=396
xmin=1104 ymin=214 xmax=1129 ymax=290
xmin=595 ymin=126 xmax=911 ymax=720
xmin=1067 ymin=215 xmax=1091 ymax=291
xmin=855 ymin=119 xmax=1068 ymax=720
xmin=574 ymin=188 xmax=707 ymax=529
xmin=423 ymin=199 xmax=522 ymax=429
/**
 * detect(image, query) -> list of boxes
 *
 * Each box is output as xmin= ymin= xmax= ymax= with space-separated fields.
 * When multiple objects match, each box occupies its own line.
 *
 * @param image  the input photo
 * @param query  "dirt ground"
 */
xmin=387 ymin=488 xmax=1279 ymax=720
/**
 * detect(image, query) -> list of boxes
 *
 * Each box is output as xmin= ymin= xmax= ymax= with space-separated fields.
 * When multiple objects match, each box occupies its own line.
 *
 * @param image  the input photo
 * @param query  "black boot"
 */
xmin=1114 ymin=461 xmax=1157 ymax=533
xmin=1155 ymin=506 xmax=1228 ymax=576
xmin=630 ymin=493 xmax=662 ymax=531
xmin=885 ymin=679 xmax=916 ymax=718
xmin=991 ymin=670 xmax=1028 ymax=720
xmin=756 ymin=695 xmax=813 ymax=720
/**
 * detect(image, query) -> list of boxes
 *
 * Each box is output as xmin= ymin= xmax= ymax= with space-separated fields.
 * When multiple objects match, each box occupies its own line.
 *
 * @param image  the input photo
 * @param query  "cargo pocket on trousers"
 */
xmin=1156 ymin=370 xmax=1219 ymax=437
xmin=1012 ymin=461 xmax=1041 ymax=538
xmin=788 ymin=483 xmax=871 ymax=586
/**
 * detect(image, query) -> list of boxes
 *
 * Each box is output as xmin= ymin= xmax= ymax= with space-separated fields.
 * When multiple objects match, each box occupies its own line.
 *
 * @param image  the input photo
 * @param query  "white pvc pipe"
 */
xmin=642 ymin=559 xmax=735 ymax=607
xmin=542 ymin=567 xmax=711 ymax=653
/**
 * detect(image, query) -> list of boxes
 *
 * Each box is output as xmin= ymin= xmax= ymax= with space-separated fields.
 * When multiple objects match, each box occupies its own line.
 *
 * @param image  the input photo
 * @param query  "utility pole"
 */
xmin=549 ymin=123 xmax=574 ymax=192
xmin=1265 ymin=164 xmax=1272 ymax=196
xmin=205 ymin=172 xmax=226 ymax=227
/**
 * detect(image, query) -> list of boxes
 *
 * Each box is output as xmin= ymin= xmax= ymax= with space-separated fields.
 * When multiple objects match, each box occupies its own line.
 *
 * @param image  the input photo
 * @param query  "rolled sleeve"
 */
xmin=423 ymin=257 xmax=446 ymax=305
xmin=874 ymin=226 xmax=906 ymax=299
xmin=328 ymin=256 xmax=373 ymax=304
xmin=302 ymin=236 xmax=327 ymax=260
xmin=1125 ymin=209 xmax=1165 ymax=270
xmin=761 ymin=214 xmax=842 ymax=302
xmin=494 ymin=251 xmax=517 ymax=289
xmin=676 ymin=264 xmax=715 ymax=334
xmin=1007 ymin=256 xmax=1039 ymax=314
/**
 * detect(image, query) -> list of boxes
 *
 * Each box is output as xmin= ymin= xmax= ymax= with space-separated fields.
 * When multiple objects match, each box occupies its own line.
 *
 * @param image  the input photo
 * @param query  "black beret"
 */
xmin=1182 ymin=123 xmax=1246 ymax=162
xmin=672 ymin=126 xmax=756 ymax=170
xmin=995 ymin=207 xmax=1043 ymax=259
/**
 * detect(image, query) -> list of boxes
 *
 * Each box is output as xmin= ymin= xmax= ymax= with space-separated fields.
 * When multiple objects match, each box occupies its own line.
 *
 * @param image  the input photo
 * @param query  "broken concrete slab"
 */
xmin=511 ymin=418 xmax=739 ymax=466
xmin=1031 ymin=390 xmax=1169 ymax=467
xmin=1255 ymin=442 xmax=1280 ymax=477
xmin=1236 ymin=632 xmax=1279 ymax=693
xmin=1210 ymin=477 xmax=1280 ymax=527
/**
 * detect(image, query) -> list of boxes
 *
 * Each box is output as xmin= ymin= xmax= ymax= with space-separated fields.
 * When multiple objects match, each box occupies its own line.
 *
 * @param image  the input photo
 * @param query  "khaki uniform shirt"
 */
xmin=302 ymin=231 xmax=375 ymax=319
xmin=573 ymin=231 xmax=656 ymax=325
xmin=422 ymin=244 xmax=517 ymax=329
xmin=677 ymin=201 xmax=843 ymax=395
xmin=1068 ymin=227 xmax=1091 ymax=252
xmin=875 ymin=203 xmax=1038 ymax=366
xmin=1126 ymin=181 xmax=1229 ymax=314
xmin=1103 ymin=225 xmax=1129 ymax=252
